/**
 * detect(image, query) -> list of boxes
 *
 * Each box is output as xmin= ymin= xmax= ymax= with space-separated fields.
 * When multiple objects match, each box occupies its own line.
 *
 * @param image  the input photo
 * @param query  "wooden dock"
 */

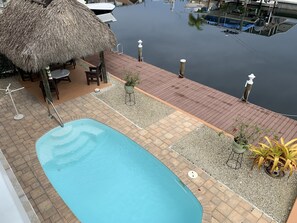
xmin=86 ymin=51 xmax=297 ymax=140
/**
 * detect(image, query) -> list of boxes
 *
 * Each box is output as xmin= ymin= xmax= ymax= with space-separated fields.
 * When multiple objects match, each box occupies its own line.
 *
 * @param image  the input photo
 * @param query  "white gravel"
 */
xmin=94 ymin=76 xmax=175 ymax=128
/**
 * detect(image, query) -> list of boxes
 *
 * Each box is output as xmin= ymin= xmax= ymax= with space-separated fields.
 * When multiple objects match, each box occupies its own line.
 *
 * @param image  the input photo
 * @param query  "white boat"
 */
xmin=77 ymin=0 xmax=115 ymax=15
xmin=97 ymin=13 xmax=117 ymax=23
xmin=86 ymin=3 xmax=115 ymax=15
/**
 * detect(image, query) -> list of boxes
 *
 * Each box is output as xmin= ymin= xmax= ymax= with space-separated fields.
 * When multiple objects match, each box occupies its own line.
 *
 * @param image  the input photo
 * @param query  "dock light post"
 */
xmin=179 ymin=59 xmax=186 ymax=78
xmin=0 ymin=83 xmax=24 ymax=120
xmin=138 ymin=40 xmax=143 ymax=62
xmin=241 ymin=73 xmax=255 ymax=102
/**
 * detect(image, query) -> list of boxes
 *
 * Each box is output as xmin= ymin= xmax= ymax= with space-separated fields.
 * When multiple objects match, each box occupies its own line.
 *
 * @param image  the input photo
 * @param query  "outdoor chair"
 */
xmin=19 ymin=69 xmax=39 ymax=82
xmin=63 ymin=59 xmax=76 ymax=69
xmin=85 ymin=63 xmax=103 ymax=86
xmin=50 ymin=59 xmax=76 ymax=70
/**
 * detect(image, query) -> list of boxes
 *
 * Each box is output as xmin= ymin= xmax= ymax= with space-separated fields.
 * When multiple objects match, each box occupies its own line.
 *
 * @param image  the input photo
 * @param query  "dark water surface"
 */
xmin=111 ymin=1 xmax=297 ymax=118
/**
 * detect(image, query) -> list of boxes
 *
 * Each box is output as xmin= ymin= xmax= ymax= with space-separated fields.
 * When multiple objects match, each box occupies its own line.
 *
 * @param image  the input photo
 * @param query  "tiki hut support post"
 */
xmin=100 ymin=51 xmax=108 ymax=83
xmin=40 ymin=69 xmax=53 ymax=102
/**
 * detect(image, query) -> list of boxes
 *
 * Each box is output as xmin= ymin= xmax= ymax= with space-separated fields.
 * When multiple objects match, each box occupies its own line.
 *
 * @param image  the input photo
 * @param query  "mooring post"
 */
xmin=241 ymin=73 xmax=255 ymax=102
xmin=138 ymin=40 xmax=143 ymax=62
xmin=179 ymin=59 xmax=186 ymax=78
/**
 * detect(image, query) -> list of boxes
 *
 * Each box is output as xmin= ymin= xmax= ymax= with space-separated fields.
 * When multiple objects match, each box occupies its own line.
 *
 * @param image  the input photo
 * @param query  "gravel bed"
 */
xmin=93 ymin=76 xmax=175 ymax=128
xmin=172 ymin=124 xmax=297 ymax=223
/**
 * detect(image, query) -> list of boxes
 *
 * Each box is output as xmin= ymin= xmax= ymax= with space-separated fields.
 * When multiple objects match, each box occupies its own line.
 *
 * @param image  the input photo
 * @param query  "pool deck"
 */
xmin=86 ymin=51 xmax=297 ymax=140
xmin=0 ymin=73 xmax=281 ymax=223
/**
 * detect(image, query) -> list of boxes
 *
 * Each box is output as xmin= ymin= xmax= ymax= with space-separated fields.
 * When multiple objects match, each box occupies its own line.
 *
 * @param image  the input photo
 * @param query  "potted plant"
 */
xmin=231 ymin=120 xmax=263 ymax=154
xmin=249 ymin=137 xmax=297 ymax=178
xmin=123 ymin=71 xmax=140 ymax=94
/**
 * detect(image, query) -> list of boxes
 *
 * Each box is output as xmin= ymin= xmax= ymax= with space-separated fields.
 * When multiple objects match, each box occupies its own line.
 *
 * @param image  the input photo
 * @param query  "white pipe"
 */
xmin=0 ymin=84 xmax=24 ymax=120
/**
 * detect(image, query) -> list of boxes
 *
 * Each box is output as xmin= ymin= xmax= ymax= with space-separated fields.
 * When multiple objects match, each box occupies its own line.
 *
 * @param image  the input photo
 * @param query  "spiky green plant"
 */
xmin=249 ymin=137 xmax=297 ymax=177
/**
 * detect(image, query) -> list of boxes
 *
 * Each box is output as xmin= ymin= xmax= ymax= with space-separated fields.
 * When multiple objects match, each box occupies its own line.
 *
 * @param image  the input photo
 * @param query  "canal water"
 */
xmin=111 ymin=0 xmax=297 ymax=119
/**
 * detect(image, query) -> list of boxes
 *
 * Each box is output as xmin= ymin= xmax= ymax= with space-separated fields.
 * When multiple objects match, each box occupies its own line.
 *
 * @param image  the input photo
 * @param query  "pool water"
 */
xmin=36 ymin=119 xmax=203 ymax=223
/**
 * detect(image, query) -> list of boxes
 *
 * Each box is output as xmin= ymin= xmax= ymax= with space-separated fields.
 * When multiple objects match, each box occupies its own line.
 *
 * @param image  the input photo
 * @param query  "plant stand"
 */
xmin=226 ymin=143 xmax=245 ymax=169
xmin=125 ymin=86 xmax=135 ymax=106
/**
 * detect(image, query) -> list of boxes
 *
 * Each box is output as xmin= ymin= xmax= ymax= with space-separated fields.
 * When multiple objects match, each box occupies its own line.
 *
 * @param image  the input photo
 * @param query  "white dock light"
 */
xmin=241 ymin=73 xmax=256 ymax=102
xmin=179 ymin=59 xmax=186 ymax=78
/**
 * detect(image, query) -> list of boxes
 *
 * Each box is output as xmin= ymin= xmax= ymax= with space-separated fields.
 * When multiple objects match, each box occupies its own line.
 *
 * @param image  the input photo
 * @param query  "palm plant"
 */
xmin=249 ymin=137 xmax=297 ymax=177
xmin=277 ymin=138 xmax=297 ymax=176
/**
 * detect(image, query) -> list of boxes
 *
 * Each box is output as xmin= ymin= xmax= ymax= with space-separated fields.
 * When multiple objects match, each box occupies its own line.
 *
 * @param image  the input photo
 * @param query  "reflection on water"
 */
xmin=111 ymin=0 xmax=297 ymax=119
xmin=202 ymin=1 xmax=297 ymax=37
xmin=188 ymin=13 xmax=204 ymax=30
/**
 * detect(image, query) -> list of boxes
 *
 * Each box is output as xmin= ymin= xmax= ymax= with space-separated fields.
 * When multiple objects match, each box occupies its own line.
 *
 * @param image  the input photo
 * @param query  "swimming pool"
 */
xmin=36 ymin=118 xmax=203 ymax=223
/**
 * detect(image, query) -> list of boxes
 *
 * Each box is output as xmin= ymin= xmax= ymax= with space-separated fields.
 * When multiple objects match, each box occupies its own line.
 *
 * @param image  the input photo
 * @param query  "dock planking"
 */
xmin=85 ymin=52 xmax=297 ymax=140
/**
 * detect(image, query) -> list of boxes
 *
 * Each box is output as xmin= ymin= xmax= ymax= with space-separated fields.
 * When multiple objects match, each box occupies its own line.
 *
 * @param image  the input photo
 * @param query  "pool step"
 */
xmin=53 ymin=133 xmax=90 ymax=158
xmin=78 ymin=126 xmax=104 ymax=135
xmin=54 ymin=139 xmax=96 ymax=167
xmin=51 ymin=128 xmax=80 ymax=147
xmin=51 ymin=128 xmax=104 ymax=147
xmin=52 ymin=131 xmax=111 ymax=168
xmin=51 ymin=125 xmax=73 ymax=138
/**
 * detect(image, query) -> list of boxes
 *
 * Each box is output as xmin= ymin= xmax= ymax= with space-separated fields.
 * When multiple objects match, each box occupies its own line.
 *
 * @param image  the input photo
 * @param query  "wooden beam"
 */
xmin=40 ymin=69 xmax=53 ymax=102
xmin=100 ymin=51 xmax=108 ymax=83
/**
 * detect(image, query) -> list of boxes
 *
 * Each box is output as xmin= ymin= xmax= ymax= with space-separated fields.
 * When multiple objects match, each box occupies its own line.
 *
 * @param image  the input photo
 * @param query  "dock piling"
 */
xmin=138 ymin=40 xmax=143 ymax=62
xmin=241 ymin=73 xmax=255 ymax=102
xmin=179 ymin=59 xmax=186 ymax=78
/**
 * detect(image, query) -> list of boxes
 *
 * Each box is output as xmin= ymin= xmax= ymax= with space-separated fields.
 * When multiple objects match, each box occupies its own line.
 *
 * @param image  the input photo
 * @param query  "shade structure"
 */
xmin=0 ymin=0 xmax=117 ymax=72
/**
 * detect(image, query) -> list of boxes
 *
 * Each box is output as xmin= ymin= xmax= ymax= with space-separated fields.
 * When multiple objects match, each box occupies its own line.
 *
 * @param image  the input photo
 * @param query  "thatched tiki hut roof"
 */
xmin=0 ymin=0 xmax=117 ymax=73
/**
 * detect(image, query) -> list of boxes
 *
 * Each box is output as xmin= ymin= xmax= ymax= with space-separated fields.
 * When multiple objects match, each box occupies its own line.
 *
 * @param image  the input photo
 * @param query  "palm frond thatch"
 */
xmin=0 ymin=0 xmax=117 ymax=72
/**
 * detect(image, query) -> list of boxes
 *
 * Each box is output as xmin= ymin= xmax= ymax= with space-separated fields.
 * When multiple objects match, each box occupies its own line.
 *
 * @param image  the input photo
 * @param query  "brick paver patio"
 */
xmin=0 ymin=77 xmax=277 ymax=223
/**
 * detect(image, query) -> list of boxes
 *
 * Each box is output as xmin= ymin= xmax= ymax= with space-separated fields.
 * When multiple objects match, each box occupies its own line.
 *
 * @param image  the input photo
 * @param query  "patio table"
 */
xmin=51 ymin=69 xmax=71 ymax=84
